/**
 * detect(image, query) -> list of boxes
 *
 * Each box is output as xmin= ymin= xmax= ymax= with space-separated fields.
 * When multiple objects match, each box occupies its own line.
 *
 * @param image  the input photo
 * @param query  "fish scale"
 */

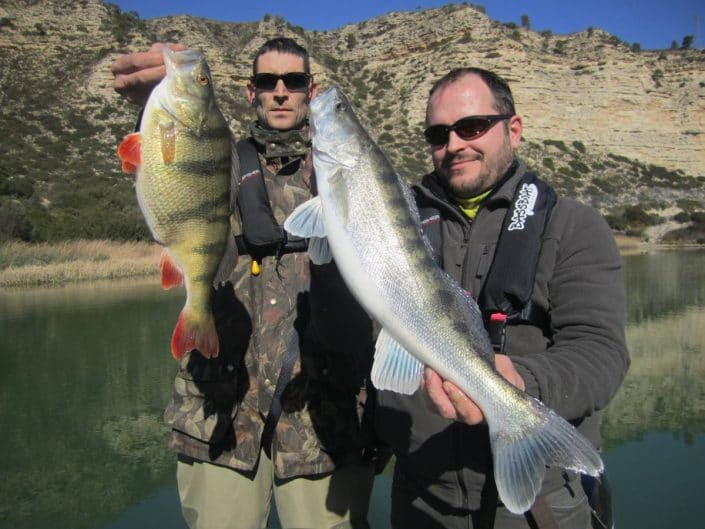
xmin=284 ymin=86 xmax=603 ymax=515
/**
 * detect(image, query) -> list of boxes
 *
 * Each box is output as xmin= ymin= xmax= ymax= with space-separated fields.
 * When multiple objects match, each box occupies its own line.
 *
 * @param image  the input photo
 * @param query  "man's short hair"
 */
xmin=427 ymin=67 xmax=516 ymax=121
xmin=252 ymin=37 xmax=310 ymax=75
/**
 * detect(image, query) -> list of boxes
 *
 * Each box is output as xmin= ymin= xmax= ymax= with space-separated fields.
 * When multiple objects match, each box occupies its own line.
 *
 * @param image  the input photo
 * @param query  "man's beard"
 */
xmin=442 ymin=137 xmax=514 ymax=198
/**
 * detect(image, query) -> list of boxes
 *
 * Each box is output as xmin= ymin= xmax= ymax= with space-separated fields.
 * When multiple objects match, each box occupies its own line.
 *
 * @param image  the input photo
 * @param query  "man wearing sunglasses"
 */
xmin=112 ymin=38 xmax=377 ymax=529
xmin=374 ymin=67 xmax=629 ymax=529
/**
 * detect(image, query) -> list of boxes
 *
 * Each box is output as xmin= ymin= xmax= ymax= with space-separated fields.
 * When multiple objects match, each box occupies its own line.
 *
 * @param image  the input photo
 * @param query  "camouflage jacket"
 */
xmin=164 ymin=124 xmax=376 ymax=478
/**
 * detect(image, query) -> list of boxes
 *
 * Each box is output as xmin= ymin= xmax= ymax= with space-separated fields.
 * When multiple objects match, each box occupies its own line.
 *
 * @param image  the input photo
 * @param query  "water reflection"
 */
xmin=604 ymin=250 xmax=705 ymax=445
xmin=1 ymin=250 xmax=704 ymax=528
xmin=622 ymin=248 xmax=705 ymax=324
xmin=0 ymin=280 xmax=183 ymax=529
xmin=604 ymin=432 xmax=705 ymax=528
xmin=602 ymin=249 xmax=705 ymax=528
xmin=603 ymin=305 xmax=705 ymax=444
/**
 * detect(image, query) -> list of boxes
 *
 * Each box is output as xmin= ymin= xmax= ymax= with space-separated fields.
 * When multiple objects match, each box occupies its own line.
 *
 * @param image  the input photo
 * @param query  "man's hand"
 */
xmin=111 ymin=42 xmax=187 ymax=105
xmin=422 ymin=354 xmax=525 ymax=426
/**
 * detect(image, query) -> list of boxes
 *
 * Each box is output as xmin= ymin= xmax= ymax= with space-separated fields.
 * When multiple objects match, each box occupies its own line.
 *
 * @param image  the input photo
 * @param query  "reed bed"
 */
xmin=0 ymin=240 xmax=162 ymax=287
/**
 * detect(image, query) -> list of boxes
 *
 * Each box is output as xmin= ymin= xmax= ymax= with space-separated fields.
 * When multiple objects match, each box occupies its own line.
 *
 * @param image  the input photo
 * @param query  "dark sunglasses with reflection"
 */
xmin=251 ymin=72 xmax=312 ymax=91
xmin=424 ymin=114 xmax=513 ymax=146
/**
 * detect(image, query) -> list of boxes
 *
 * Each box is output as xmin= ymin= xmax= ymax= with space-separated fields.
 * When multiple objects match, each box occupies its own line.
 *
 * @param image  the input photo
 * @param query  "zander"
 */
xmin=118 ymin=47 xmax=236 ymax=360
xmin=285 ymin=87 xmax=603 ymax=514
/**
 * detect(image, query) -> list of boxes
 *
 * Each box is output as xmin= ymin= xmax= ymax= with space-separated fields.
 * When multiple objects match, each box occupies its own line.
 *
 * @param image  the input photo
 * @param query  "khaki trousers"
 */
xmin=177 ymin=451 xmax=375 ymax=529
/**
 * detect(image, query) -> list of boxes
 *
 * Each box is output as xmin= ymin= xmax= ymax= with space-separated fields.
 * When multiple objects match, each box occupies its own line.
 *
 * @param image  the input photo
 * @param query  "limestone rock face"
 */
xmin=1 ymin=0 xmax=703 ymax=242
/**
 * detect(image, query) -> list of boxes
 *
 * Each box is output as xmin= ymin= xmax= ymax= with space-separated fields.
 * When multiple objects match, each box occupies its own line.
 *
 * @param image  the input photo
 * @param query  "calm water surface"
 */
xmin=1 ymin=249 xmax=704 ymax=529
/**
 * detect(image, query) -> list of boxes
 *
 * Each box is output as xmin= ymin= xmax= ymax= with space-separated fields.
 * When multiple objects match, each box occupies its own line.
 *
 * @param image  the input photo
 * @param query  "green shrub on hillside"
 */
xmin=572 ymin=140 xmax=586 ymax=153
xmin=569 ymin=160 xmax=590 ymax=174
xmin=0 ymin=201 xmax=36 ymax=242
xmin=662 ymin=221 xmax=705 ymax=244
xmin=0 ymin=177 xmax=34 ymax=199
xmin=691 ymin=211 xmax=705 ymax=223
xmin=543 ymin=139 xmax=568 ymax=152
xmin=592 ymin=178 xmax=619 ymax=194
xmin=605 ymin=204 xmax=664 ymax=233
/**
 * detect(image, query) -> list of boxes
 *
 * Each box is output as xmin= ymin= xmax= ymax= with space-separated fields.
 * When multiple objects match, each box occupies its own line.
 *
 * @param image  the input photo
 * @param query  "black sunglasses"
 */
xmin=424 ymin=114 xmax=514 ymax=146
xmin=251 ymin=72 xmax=312 ymax=91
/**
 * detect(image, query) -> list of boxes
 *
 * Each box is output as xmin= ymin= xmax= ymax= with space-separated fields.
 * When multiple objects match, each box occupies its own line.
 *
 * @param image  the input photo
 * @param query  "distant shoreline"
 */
xmin=0 ymin=237 xmax=701 ymax=289
xmin=613 ymin=234 xmax=705 ymax=256
xmin=0 ymin=240 xmax=162 ymax=289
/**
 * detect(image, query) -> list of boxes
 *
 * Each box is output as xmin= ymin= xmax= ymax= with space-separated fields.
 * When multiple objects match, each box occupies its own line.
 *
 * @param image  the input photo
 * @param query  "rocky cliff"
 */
xmin=1 ymin=0 xmax=703 ymax=242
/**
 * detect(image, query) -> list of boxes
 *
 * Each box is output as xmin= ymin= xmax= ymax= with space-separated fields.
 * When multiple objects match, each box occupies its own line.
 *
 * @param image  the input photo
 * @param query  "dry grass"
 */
xmin=613 ymin=233 xmax=642 ymax=249
xmin=0 ymin=240 xmax=162 ymax=287
xmin=0 ymin=234 xmax=687 ymax=288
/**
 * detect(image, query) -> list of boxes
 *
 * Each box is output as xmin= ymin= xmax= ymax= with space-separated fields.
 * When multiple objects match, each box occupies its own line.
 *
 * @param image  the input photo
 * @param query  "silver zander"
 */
xmin=284 ymin=87 xmax=603 ymax=514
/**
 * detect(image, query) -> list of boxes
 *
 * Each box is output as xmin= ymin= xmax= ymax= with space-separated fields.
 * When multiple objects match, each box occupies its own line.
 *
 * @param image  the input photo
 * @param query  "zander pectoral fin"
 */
xmin=284 ymin=196 xmax=326 ymax=237
xmin=283 ymin=196 xmax=333 ymax=264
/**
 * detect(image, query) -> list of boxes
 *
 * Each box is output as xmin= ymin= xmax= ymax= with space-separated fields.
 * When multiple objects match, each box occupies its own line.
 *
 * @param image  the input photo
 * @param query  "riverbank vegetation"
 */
xmin=2 ymin=235 xmax=689 ymax=288
xmin=0 ymin=240 xmax=161 ymax=288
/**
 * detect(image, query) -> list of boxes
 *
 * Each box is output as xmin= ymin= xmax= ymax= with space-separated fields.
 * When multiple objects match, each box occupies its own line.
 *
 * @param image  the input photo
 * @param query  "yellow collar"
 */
xmin=453 ymin=188 xmax=493 ymax=219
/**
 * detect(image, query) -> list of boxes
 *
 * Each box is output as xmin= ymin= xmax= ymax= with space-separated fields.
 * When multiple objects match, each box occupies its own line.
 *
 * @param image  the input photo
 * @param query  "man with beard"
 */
xmin=374 ymin=67 xmax=629 ymax=529
xmin=111 ymin=38 xmax=377 ymax=529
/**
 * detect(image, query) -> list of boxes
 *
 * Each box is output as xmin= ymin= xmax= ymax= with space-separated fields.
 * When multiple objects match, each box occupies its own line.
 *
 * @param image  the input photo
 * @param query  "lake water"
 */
xmin=1 ymin=249 xmax=704 ymax=529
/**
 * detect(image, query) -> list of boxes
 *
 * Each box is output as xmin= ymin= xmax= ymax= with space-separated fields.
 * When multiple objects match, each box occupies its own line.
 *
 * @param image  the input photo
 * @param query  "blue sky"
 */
xmin=109 ymin=0 xmax=704 ymax=50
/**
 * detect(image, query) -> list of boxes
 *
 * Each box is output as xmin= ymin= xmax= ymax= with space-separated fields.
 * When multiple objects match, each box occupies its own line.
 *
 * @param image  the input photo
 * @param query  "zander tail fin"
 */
xmin=171 ymin=308 xmax=219 ymax=360
xmin=491 ymin=398 xmax=603 ymax=514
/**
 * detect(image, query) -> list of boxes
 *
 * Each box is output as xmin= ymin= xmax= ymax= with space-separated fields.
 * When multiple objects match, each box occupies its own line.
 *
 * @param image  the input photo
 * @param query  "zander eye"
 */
xmin=197 ymin=74 xmax=209 ymax=86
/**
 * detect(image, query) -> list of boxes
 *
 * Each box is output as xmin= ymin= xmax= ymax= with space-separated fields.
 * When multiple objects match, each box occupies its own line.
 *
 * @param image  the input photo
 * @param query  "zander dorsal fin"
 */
xmin=371 ymin=328 xmax=424 ymax=394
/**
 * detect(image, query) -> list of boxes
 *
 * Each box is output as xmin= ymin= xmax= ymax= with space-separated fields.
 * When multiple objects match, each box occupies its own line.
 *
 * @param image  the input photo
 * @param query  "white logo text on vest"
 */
xmin=507 ymin=183 xmax=538 ymax=231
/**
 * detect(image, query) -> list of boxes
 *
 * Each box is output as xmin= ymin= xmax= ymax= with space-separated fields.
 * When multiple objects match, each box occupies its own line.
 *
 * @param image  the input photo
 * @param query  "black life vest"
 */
xmin=233 ymin=138 xmax=308 ymax=261
xmin=417 ymin=171 xmax=557 ymax=352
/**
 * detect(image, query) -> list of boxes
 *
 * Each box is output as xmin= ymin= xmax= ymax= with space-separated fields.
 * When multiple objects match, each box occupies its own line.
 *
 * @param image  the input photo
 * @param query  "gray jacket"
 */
xmin=375 ymin=160 xmax=630 ymax=513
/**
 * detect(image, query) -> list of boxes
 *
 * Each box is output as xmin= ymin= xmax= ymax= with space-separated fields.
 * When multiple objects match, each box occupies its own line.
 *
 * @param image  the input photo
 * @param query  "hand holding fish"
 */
xmin=111 ymin=42 xmax=187 ymax=105
xmin=423 ymin=355 xmax=525 ymax=425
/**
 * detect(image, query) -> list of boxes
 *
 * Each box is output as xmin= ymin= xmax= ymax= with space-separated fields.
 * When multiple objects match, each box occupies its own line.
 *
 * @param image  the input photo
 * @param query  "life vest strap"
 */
xmin=234 ymin=138 xmax=308 ymax=262
xmin=485 ymin=300 xmax=550 ymax=352
xmin=234 ymin=233 xmax=308 ymax=258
